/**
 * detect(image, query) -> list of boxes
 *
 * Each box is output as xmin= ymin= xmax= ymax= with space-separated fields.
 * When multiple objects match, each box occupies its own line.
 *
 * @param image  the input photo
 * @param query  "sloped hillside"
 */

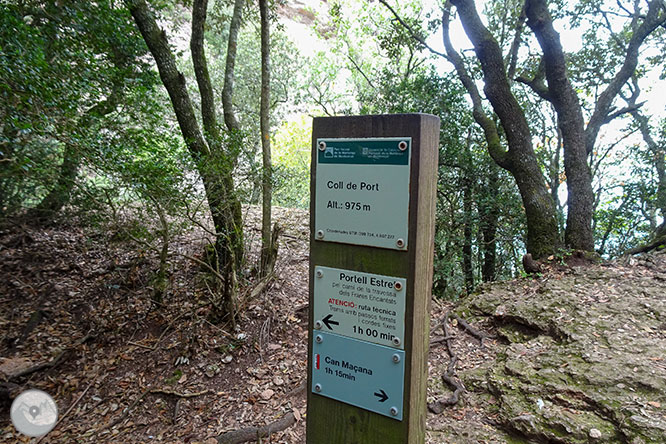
xmin=428 ymin=251 xmax=666 ymax=443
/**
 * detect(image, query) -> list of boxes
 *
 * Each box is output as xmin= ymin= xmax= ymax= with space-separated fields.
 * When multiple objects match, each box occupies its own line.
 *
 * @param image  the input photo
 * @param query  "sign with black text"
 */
xmin=314 ymin=138 xmax=411 ymax=250
xmin=308 ymin=114 xmax=440 ymax=443
xmin=313 ymin=266 xmax=406 ymax=349
xmin=312 ymin=331 xmax=405 ymax=420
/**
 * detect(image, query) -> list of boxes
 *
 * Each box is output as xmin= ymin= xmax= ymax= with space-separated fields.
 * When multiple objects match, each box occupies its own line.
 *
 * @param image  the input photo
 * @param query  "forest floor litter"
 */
xmin=1 ymin=207 xmax=664 ymax=443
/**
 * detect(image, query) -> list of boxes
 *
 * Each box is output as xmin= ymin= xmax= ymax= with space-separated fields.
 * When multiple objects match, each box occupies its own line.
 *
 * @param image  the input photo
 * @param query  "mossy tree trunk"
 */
xmin=383 ymin=0 xmax=666 ymax=257
xmin=127 ymin=0 xmax=245 ymax=322
xmin=258 ymin=0 xmax=276 ymax=278
xmin=442 ymin=0 xmax=561 ymax=259
xmin=26 ymin=83 xmax=124 ymax=223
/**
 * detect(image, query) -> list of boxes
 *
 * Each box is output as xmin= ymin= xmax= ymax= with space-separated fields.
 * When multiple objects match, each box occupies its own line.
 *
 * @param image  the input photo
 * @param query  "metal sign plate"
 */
xmin=313 ymin=266 xmax=405 ymax=349
xmin=312 ymin=331 xmax=405 ymax=420
xmin=314 ymin=138 xmax=411 ymax=250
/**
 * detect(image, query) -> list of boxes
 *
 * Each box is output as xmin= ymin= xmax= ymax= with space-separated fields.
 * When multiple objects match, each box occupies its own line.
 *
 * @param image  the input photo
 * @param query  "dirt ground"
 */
xmin=0 ymin=207 xmax=516 ymax=443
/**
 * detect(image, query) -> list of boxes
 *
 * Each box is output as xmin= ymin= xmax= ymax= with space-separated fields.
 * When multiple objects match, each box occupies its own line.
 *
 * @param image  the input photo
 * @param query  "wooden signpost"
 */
xmin=307 ymin=114 xmax=440 ymax=444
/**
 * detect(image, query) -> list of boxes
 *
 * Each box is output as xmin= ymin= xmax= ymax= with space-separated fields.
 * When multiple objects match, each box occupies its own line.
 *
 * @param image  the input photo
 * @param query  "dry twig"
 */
xmin=104 ymin=387 xmax=151 ymax=430
xmin=36 ymin=374 xmax=101 ymax=444
xmin=149 ymin=388 xmax=211 ymax=398
xmin=8 ymin=333 xmax=93 ymax=381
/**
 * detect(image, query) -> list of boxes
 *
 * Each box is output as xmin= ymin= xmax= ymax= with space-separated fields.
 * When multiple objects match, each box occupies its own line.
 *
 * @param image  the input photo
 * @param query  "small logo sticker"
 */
xmin=11 ymin=389 xmax=58 ymax=437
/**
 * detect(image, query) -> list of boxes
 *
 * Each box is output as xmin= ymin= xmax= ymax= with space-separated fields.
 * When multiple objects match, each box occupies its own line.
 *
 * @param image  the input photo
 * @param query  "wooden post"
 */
xmin=307 ymin=114 xmax=440 ymax=444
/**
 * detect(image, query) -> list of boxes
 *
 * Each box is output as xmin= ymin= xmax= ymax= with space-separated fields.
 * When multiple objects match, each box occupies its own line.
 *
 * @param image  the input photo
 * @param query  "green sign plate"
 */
xmin=313 ymin=266 xmax=405 ymax=349
xmin=312 ymin=331 xmax=405 ymax=420
xmin=314 ymin=138 xmax=411 ymax=250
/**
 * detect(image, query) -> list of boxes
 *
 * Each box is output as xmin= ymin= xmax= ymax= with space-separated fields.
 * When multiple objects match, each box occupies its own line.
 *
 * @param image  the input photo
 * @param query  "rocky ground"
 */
xmin=1 ymin=207 xmax=665 ymax=443
xmin=431 ymin=251 xmax=666 ymax=444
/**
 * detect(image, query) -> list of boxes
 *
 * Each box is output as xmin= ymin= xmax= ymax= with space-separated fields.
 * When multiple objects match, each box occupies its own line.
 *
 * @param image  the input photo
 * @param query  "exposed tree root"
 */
xmin=216 ymin=411 xmax=297 ymax=444
xmin=429 ymin=335 xmax=455 ymax=348
xmin=451 ymin=314 xmax=494 ymax=346
xmin=429 ymin=311 xmax=494 ymax=413
xmin=428 ymin=312 xmax=465 ymax=413
xmin=284 ymin=381 xmax=306 ymax=399
xmin=149 ymin=388 xmax=211 ymax=398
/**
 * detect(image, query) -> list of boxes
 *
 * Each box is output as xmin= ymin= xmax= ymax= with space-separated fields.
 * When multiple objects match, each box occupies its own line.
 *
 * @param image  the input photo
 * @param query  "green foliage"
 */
xmin=594 ymin=144 xmax=661 ymax=257
xmin=318 ymin=0 xmax=533 ymax=296
xmin=196 ymin=3 xmax=303 ymax=205
xmin=3 ymin=0 xmax=663 ymax=307
xmin=272 ymin=115 xmax=312 ymax=209
xmin=165 ymin=369 xmax=183 ymax=385
xmin=0 ymin=1 xmax=156 ymax=220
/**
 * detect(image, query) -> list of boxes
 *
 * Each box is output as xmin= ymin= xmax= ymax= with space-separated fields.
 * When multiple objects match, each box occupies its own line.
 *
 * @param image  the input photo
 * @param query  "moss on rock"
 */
xmin=454 ymin=252 xmax=666 ymax=443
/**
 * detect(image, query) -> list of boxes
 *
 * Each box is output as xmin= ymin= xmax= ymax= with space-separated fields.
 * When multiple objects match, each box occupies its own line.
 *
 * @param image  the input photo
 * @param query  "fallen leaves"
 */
xmin=260 ymin=389 xmax=275 ymax=400
xmin=0 ymin=208 xmax=312 ymax=443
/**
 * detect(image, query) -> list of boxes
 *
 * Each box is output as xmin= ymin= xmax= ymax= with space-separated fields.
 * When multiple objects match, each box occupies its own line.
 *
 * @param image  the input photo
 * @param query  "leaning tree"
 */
xmin=126 ymin=0 xmax=247 ymax=321
xmin=380 ymin=0 xmax=666 ymax=258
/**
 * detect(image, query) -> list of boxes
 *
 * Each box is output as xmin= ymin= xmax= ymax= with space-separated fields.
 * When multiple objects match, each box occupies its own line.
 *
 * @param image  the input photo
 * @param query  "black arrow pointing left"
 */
xmin=322 ymin=314 xmax=339 ymax=330
xmin=374 ymin=389 xmax=388 ymax=402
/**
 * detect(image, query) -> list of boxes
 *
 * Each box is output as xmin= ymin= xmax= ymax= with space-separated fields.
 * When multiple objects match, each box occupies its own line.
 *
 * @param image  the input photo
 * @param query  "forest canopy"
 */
xmin=1 ymin=0 xmax=665 ymax=301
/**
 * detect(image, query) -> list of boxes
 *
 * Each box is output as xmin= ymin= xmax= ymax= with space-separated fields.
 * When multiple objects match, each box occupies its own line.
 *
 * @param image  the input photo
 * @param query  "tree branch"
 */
xmin=125 ymin=0 xmax=209 ymax=156
xmin=441 ymin=1 xmax=509 ymax=169
xmin=222 ymin=0 xmax=244 ymax=132
xmin=585 ymin=0 xmax=666 ymax=153
xmin=602 ymin=102 xmax=645 ymax=123
xmin=191 ymin=0 xmax=220 ymax=141
xmin=515 ymin=62 xmax=551 ymax=101
xmin=507 ymin=1 xmax=527 ymax=80
xmin=216 ymin=412 xmax=297 ymax=444
xmin=345 ymin=52 xmax=376 ymax=89
xmin=377 ymin=0 xmax=448 ymax=58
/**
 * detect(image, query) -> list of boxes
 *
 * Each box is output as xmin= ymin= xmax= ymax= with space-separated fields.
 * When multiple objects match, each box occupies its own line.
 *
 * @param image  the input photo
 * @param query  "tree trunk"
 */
xmin=222 ymin=0 xmax=244 ymax=134
xmin=385 ymin=0 xmax=665 ymax=257
xmin=584 ymin=0 xmax=666 ymax=155
xmin=461 ymin=132 xmax=474 ymax=292
xmin=126 ymin=0 xmax=244 ymax=321
xmin=27 ymin=83 xmax=124 ymax=223
xmin=525 ymin=0 xmax=594 ymax=252
xmin=461 ymin=177 xmax=474 ymax=293
xmin=219 ymin=0 xmax=246 ymax=273
xmin=191 ymin=0 xmax=244 ymax=279
xmin=631 ymin=109 xmax=666 ymax=236
xmin=480 ymin=161 xmax=499 ymax=281
xmin=26 ymin=142 xmax=81 ymax=222
xmin=258 ymin=0 xmax=275 ymax=277
xmin=447 ymin=0 xmax=561 ymax=259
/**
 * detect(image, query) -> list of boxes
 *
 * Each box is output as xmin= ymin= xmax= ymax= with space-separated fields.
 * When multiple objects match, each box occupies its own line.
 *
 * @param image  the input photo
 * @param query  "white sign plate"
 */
xmin=314 ymin=138 xmax=411 ymax=250
xmin=313 ymin=266 xmax=405 ymax=349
